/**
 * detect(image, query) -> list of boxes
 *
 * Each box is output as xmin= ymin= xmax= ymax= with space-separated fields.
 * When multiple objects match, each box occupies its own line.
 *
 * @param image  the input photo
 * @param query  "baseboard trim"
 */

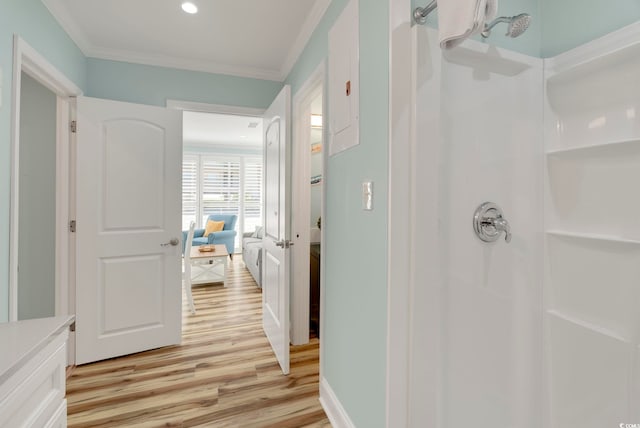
xmin=319 ymin=377 xmax=355 ymax=428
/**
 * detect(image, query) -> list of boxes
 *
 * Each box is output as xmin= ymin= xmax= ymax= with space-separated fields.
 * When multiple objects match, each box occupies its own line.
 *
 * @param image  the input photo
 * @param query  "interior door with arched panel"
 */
xmin=262 ymin=86 xmax=291 ymax=374
xmin=75 ymin=96 xmax=182 ymax=365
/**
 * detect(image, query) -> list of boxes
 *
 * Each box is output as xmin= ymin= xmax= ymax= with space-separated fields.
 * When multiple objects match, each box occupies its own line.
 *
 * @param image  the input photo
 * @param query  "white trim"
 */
xmin=88 ymin=46 xmax=284 ymax=82
xmin=67 ymin=99 xmax=78 ymax=366
xmin=386 ymin=0 xmax=413 ymax=426
xmin=42 ymin=0 xmax=93 ymax=54
xmin=319 ymin=60 xmax=328 ymax=383
xmin=43 ymin=0 xmax=329 ymax=82
xmin=280 ymin=0 xmax=331 ymax=79
xmin=545 ymin=20 xmax=640 ymax=77
xmin=55 ymin=97 xmax=71 ymax=317
xmin=166 ymin=99 xmax=265 ymax=117
xmin=319 ymin=377 xmax=356 ymax=428
xmin=9 ymin=36 xmax=82 ymax=322
xmin=290 ymin=61 xmax=324 ymax=345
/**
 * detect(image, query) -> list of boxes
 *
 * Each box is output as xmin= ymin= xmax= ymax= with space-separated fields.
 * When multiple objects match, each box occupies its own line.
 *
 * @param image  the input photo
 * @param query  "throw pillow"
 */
xmin=252 ymin=225 xmax=265 ymax=239
xmin=203 ymin=220 xmax=225 ymax=237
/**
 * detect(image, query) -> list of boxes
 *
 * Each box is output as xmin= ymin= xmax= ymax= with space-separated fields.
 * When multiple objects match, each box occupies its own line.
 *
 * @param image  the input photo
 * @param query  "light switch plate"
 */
xmin=362 ymin=181 xmax=373 ymax=210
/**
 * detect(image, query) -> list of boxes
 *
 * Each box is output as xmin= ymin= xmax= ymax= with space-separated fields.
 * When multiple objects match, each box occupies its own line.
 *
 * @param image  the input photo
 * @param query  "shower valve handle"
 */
xmin=491 ymin=217 xmax=512 ymax=243
xmin=473 ymin=202 xmax=512 ymax=244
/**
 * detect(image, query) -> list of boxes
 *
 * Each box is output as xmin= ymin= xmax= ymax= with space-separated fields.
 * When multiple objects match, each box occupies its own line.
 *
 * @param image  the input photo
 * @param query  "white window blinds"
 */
xmin=243 ymin=158 xmax=263 ymax=234
xmin=182 ymin=155 xmax=198 ymax=230
xmin=181 ymin=154 xmax=263 ymax=252
xmin=201 ymin=158 xmax=241 ymax=223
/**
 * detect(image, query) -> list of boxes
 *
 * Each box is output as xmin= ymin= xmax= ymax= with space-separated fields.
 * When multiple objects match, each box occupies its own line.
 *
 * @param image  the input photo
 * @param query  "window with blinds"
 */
xmin=182 ymin=155 xmax=198 ymax=230
xmin=201 ymin=158 xmax=240 ymax=222
xmin=244 ymin=158 xmax=263 ymax=235
xmin=182 ymin=154 xmax=263 ymax=252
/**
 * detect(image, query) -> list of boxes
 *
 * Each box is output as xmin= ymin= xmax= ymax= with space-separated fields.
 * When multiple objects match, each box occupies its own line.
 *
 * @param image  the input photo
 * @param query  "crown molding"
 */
xmin=87 ymin=45 xmax=283 ymax=82
xmin=42 ymin=0 xmax=329 ymax=82
xmin=280 ymin=0 xmax=331 ymax=80
xmin=42 ymin=0 xmax=93 ymax=54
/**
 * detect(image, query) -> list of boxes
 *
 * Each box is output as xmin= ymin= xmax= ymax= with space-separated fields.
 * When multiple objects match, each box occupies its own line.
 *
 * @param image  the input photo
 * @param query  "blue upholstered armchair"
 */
xmin=187 ymin=214 xmax=237 ymax=258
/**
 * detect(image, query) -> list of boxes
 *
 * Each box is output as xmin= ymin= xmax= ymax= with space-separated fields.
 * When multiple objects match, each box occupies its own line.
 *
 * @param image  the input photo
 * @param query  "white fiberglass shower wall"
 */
xmin=543 ymin=23 xmax=640 ymax=426
xmin=410 ymin=22 xmax=640 ymax=428
xmin=411 ymin=25 xmax=544 ymax=427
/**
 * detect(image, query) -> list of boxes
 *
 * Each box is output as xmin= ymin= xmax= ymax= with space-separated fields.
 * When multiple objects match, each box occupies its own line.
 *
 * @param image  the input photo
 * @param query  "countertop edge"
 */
xmin=0 ymin=315 xmax=75 ymax=385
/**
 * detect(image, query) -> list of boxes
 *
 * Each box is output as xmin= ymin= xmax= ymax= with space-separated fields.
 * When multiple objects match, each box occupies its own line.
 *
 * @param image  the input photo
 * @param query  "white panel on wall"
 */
xmin=413 ymin=26 xmax=544 ymax=428
xmin=546 ymin=234 xmax=640 ymax=341
xmin=544 ymin=30 xmax=640 ymax=427
xmin=549 ymin=315 xmax=630 ymax=427
xmin=328 ymin=0 xmax=359 ymax=156
xmin=547 ymin=143 xmax=640 ymax=239
xmin=546 ymin=42 xmax=640 ymax=152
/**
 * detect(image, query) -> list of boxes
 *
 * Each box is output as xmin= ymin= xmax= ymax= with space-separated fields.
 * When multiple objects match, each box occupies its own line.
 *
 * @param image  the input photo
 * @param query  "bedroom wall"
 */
xmin=0 ymin=0 xmax=87 ymax=323
xmin=87 ymin=58 xmax=283 ymax=109
xmin=285 ymin=0 xmax=389 ymax=426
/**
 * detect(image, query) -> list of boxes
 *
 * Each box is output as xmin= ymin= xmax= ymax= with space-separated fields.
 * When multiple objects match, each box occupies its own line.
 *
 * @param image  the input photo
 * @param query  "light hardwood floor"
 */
xmin=66 ymin=257 xmax=330 ymax=428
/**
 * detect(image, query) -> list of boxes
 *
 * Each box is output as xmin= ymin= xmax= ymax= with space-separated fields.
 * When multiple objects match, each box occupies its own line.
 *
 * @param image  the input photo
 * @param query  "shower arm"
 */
xmin=414 ymin=0 xmax=437 ymax=25
xmin=481 ymin=16 xmax=511 ymax=38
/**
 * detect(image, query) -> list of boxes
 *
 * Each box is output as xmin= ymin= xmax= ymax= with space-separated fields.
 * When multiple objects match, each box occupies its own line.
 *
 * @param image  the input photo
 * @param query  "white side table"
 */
xmin=190 ymin=244 xmax=229 ymax=286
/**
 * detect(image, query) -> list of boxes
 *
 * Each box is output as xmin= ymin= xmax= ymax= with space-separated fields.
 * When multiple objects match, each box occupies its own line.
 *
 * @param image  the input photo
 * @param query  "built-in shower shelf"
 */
xmin=546 ymin=230 xmax=640 ymax=246
xmin=547 ymin=310 xmax=628 ymax=343
xmin=545 ymin=22 xmax=640 ymax=81
xmin=546 ymin=138 xmax=640 ymax=157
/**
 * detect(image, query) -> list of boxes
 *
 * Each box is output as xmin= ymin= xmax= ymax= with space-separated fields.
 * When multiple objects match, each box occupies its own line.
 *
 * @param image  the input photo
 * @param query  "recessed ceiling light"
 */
xmin=181 ymin=2 xmax=198 ymax=14
xmin=240 ymin=135 xmax=247 ymax=139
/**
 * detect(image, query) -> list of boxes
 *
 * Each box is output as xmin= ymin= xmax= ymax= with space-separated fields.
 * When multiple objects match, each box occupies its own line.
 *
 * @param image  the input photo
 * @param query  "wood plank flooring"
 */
xmin=66 ymin=257 xmax=330 ymax=428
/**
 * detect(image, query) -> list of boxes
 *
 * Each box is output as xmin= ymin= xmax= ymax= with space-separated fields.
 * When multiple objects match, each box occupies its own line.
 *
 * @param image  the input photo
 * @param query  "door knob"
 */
xmin=161 ymin=238 xmax=180 ymax=247
xmin=473 ymin=202 xmax=511 ymax=243
xmin=275 ymin=240 xmax=294 ymax=248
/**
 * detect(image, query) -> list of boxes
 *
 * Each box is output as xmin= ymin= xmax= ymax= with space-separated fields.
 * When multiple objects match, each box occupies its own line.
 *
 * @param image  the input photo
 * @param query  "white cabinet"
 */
xmin=0 ymin=316 xmax=73 ymax=428
xmin=328 ymin=0 xmax=359 ymax=156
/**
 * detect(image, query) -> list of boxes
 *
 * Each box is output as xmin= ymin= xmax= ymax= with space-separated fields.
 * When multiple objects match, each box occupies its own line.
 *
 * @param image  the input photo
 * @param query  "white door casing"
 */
xmin=291 ymin=61 xmax=324 ymax=346
xmin=262 ymin=85 xmax=292 ymax=375
xmin=75 ymin=96 xmax=182 ymax=365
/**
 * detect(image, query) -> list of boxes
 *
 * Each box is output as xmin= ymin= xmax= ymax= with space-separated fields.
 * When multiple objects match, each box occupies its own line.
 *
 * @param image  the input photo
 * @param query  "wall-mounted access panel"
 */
xmin=328 ymin=0 xmax=359 ymax=156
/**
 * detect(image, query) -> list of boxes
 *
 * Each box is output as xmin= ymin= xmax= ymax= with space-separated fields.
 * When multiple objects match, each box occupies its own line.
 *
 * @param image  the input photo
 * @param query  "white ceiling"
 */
xmin=183 ymin=112 xmax=263 ymax=148
xmin=42 ymin=0 xmax=330 ymax=81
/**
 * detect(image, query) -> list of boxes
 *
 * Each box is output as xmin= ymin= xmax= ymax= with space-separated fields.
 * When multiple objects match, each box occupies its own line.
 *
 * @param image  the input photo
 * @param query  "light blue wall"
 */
xmin=0 ymin=0 xmax=87 ymax=323
xmin=541 ymin=1 xmax=640 ymax=57
xmin=87 ymin=59 xmax=283 ymax=109
xmin=285 ymin=1 xmax=389 ymax=426
xmin=411 ymin=0 xmax=542 ymax=57
xmin=18 ymin=72 xmax=57 ymax=320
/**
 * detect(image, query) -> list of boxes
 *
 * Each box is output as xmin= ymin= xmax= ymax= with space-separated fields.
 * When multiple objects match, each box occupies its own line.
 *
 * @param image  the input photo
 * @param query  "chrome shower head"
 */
xmin=481 ymin=13 xmax=531 ymax=39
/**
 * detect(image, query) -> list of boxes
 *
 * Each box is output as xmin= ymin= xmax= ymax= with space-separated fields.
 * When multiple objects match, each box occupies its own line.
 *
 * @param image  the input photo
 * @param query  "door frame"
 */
xmin=166 ymin=99 xmax=266 ymax=255
xmin=166 ymin=100 xmax=265 ymax=117
xmin=386 ymin=0 xmax=414 ymax=426
xmin=9 ymin=36 xmax=82 ymax=322
xmin=291 ymin=61 xmax=325 ymax=345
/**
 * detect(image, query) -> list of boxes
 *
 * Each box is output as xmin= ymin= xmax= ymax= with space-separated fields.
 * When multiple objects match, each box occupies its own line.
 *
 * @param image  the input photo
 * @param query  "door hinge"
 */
xmin=69 ymin=220 xmax=76 ymax=233
xmin=69 ymin=321 xmax=76 ymax=332
xmin=70 ymin=120 xmax=77 ymax=133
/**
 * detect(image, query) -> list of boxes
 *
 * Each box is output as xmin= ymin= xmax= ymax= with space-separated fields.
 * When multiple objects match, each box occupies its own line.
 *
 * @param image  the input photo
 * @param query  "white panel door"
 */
xmin=75 ymin=96 xmax=182 ymax=365
xmin=262 ymin=85 xmax=291 ymax=374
